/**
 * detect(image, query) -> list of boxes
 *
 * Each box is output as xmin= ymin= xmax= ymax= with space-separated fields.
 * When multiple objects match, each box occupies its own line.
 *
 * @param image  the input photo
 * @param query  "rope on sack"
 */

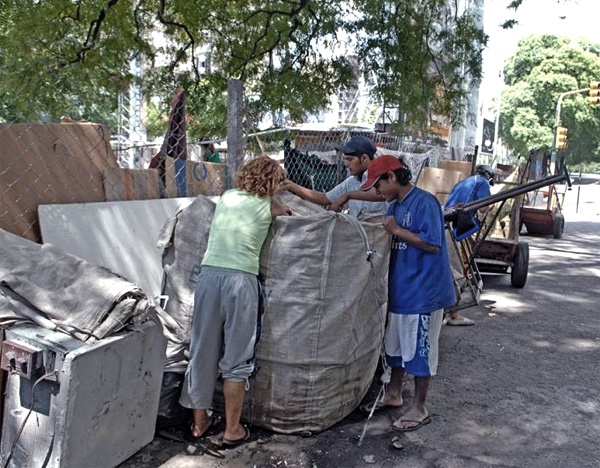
xmin=343 ymin=213 xmax=391 ymax=446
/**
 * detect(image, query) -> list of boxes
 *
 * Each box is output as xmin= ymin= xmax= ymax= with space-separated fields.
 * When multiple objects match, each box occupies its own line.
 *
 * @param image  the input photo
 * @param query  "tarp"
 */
xmin=149 ymin=87 xmax=187 ymax=197
xmin=157 ymin=195 xmax=216 ymax=371
xmin=0 ymin=228 xmax=157 ymax=342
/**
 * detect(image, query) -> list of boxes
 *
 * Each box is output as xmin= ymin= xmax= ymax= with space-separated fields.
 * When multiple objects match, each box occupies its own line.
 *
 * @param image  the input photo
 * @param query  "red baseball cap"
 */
xmin=360 ymin=155 xmax=408 ymax=190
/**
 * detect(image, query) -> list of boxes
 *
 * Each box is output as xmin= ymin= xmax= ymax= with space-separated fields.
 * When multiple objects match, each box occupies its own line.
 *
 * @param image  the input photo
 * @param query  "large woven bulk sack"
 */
xmin=243 ymin=193 xmax=390 ymax=434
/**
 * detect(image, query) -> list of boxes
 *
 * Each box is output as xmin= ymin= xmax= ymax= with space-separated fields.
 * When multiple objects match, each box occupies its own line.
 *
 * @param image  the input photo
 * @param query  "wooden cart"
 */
xmin=445 ymin=171 xmax=570 ymax=289
xmin=520 ymin=183 xmax=566 ymax=239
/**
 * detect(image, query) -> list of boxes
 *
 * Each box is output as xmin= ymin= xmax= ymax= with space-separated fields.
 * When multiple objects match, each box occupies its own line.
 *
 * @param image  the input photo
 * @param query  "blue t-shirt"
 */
xmin=387 ymin=186 xmax=456 ymax=314
xmin=444 ymin=174 xmax=491 ymax=209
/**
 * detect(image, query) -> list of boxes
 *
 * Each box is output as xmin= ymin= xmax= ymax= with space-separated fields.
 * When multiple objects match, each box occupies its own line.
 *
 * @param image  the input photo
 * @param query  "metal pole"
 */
xmin=576 ymin=164 xmax=582 ymax=213
xmin=491 ymin=71 xmax=503 ymax=167
xmin=227 ymin=79 xmax=244 ymax=190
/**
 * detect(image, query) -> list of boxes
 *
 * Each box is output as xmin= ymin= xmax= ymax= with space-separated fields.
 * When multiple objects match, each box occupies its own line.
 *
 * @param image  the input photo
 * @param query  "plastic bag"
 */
xmin=155 ymin=372 xmax=192 ymax=431
xmin=452 ymin=210 xmax=480 ymax=241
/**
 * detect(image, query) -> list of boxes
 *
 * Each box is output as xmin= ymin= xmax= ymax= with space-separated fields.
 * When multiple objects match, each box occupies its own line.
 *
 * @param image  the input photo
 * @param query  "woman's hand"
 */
xmin=271 ymin=198 xmax=292 ymax=217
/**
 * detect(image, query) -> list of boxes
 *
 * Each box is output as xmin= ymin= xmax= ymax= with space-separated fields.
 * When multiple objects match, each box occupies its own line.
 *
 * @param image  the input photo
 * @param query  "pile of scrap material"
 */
xmin=0 ymin=228 xmax=158 ymax=342
xmin=0 ymin=122 xmax=224 ymax=245
xmin=158 ymin=191 xmax=390 ymax=434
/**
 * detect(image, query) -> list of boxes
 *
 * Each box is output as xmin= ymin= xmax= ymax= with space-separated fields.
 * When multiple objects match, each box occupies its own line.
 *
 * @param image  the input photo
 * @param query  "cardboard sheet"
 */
xmin=103 ymin=167 xmax=161 ymax=201
xmin=438 ymin=160 xmax=473 ymax=179
xmin=0 ymin=123 xmax=118 ymax=242
xmin=165 ymin=159 xmax=226 ymax=197
xmin=417 ymin=167 xmax=464 ymax=205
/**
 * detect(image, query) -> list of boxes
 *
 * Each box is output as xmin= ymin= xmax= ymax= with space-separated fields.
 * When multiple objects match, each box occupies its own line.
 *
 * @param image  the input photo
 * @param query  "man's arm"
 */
xmin=281 ymin=180 xmax=331 ymax=207
xmin=382 ymin=216 xmax=439 ymax=253
xmin=328 ymin=189 xmax=382 ymax=212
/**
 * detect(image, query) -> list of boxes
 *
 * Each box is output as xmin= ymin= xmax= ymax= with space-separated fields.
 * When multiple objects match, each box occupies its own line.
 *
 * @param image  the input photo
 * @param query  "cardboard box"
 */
xmin=103 ymin=167 xmax=161 ymax=201
xmin=165 ymin=159 xmax=226 ymax=197
xmin=417 ymin=167 xmax=464 ymax=205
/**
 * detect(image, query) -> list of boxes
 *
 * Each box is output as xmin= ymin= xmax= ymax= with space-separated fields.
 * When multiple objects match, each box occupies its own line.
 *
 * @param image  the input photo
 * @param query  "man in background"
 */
xmin=443 ymin=164 xmax=495 ymax=326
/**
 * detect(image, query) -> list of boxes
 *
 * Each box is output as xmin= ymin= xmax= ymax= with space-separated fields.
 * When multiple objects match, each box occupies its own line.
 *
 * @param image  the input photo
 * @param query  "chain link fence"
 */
xmin=1 ymin=84 xmax=450 ymax=244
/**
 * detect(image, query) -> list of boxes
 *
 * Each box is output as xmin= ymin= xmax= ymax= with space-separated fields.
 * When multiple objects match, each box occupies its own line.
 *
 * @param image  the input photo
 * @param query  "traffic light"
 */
xmin=556 ymin=126 xmax=568 ymax=150
xmin=589 ymin=81 xmax=600 ymax=105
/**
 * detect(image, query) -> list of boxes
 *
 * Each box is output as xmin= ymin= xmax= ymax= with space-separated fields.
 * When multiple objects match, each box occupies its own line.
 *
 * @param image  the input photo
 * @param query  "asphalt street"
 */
xmin=120 ymin=174 xmax=600 ymax=468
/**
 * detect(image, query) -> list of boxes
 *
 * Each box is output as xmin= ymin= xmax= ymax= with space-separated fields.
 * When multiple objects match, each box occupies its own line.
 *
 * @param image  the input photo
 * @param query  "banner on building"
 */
xmin=481 ymin=118 xmax=495 ymax=155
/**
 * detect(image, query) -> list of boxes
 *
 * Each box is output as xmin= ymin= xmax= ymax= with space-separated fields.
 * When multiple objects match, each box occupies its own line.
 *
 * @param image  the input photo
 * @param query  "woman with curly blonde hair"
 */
xmin=180 ymin=156 xmax=291 ymax=449
xmin=236 ymin=155 xmax=287 ymax=197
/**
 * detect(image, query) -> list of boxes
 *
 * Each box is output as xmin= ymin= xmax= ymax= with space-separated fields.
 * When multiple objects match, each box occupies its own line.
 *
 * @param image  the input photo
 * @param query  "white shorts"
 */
xmin=384 ymin=309 xmax=443 ymax=377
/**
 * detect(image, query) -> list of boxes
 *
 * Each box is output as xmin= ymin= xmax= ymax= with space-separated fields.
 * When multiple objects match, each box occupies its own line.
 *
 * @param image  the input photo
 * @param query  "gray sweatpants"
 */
xmin=179 ymin=266 xmax=260 ymax=410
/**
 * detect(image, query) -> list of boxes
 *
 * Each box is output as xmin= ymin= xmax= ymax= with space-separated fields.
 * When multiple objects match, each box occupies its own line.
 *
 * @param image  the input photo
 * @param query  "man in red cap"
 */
xmin=360 ymin=155 xmax=456 ymax=432
xmin=282 ymin=135 xmax=386 ymax=217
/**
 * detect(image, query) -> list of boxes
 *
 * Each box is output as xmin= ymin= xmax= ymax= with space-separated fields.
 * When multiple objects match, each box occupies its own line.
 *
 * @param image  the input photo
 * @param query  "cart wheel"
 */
xmin=511 ymin=242 xmax=529 ymax=288
xmin=553 ymin=213 xmax=565 ymax=239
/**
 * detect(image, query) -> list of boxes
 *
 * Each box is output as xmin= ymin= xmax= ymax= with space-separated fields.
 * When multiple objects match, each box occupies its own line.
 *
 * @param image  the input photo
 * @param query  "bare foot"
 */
xmin=446 ymin=314 xmax=475 ymax=326
xmin=189 ymin=415 xmax=221 ymax=439
xmin=186 ymin=415 xmax=221 ymax=441
xmin=361 ymin=394 xmax=404 ymax=413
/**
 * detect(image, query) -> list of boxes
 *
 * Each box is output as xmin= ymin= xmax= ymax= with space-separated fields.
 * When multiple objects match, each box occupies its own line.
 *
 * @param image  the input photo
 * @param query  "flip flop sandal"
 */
xmin=210 ymin=425 xmax=251 ymax=450
xmin=392 ymin=415 xmax=432 ymax=433
xmin=185 ymin=415 xmax=223 ymax=442
xmin=198 ymin=443 xmax=226 ymax=459
xmin=359 ymin=401 xmax=403 ymax=414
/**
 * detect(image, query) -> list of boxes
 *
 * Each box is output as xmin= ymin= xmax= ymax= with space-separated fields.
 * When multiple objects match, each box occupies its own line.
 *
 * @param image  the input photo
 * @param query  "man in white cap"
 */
xmin=282 ymin=135 xmax=386 ymax=217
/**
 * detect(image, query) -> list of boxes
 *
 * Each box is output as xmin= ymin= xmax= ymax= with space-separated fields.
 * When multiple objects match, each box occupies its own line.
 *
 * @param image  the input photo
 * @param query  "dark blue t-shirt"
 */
xmin=444 ymin=174 xmax=491 ymax=209
xmin=387 ymin=186 xmax=456 ymax=314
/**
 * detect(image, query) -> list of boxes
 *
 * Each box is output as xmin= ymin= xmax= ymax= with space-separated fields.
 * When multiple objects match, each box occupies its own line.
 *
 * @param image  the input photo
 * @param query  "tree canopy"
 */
xmin=499 ymin=34 xmax=600 ymax=163
xmin=0 ymin=0 xmax=488 ymax=138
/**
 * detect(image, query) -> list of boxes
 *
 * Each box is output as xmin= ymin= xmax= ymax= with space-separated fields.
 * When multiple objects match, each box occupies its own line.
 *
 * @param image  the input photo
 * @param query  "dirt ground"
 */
xmin=119 ymin=179 xmax=600 ymax=468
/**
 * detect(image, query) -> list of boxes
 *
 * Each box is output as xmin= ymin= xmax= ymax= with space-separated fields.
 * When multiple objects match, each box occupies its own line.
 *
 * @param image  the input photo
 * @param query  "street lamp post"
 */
xmin=550 ymin=87 xmax=590 ymax=174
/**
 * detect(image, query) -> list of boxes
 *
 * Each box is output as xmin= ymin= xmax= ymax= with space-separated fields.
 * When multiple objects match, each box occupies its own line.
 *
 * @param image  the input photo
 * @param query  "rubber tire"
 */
xmin=511 ymin=242 xmax=529 ymax=288
xmin=553 ymin=213 xmax=565 ymax=239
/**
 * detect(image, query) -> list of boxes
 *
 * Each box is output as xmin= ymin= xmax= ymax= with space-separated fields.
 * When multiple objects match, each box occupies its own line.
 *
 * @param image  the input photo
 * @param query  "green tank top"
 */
xmin=202 ymin=189 xmax=272 ymax=275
